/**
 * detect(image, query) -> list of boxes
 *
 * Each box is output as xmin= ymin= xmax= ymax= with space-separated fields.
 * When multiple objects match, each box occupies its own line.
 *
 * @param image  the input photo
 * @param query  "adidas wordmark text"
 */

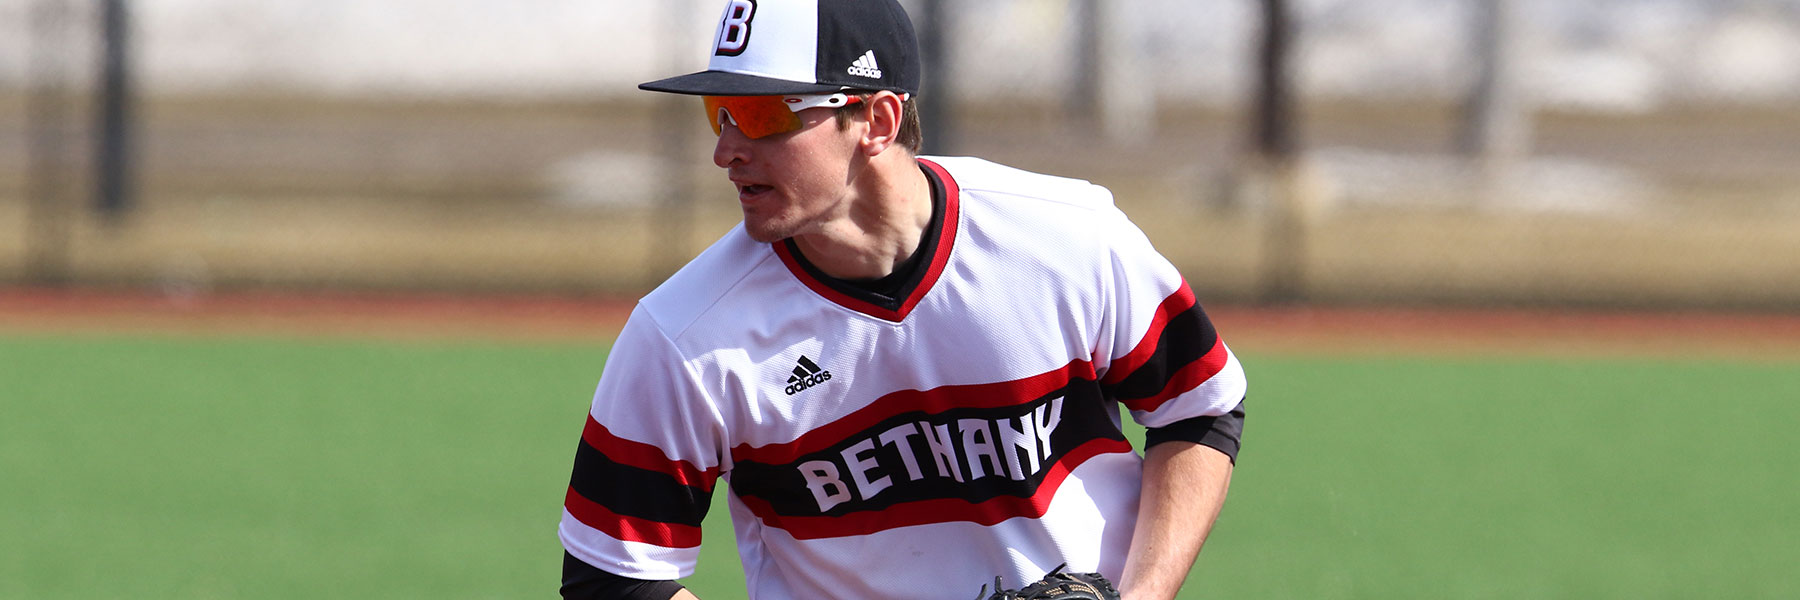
xmin=848 ymin=50 xmax=883 ymax=79
xmin=784 ymin=355 xmax=832 ymax=395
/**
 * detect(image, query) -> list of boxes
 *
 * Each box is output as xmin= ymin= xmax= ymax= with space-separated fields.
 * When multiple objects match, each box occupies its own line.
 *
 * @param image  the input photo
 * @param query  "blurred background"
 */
xmin=6 ymin=3 xmax=1799 ymax=598
xmin=4 ymin=0 xmax=1799 ymax=307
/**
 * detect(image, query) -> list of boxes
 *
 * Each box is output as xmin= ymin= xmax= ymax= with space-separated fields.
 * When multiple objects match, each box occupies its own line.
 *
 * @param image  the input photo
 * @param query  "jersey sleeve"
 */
xmin=559 ymin=306 xmax=725 ymax=581
xmin=1092 ymin=207 xmax=1248 ymax=433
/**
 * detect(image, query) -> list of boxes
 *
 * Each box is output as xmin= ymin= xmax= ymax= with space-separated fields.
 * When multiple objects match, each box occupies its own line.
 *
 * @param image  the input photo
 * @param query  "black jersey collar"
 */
xmin=772 ymin=158 xmax=960 ymax=322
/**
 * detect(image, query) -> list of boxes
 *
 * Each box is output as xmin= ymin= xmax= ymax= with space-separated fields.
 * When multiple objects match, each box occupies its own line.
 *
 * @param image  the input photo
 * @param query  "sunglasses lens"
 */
xmin=702 ymin=96 xmax=805 ymax=139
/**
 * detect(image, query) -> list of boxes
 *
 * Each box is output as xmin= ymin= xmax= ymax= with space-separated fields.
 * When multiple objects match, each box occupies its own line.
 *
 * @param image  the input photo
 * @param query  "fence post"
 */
xmin=1071 ymin=0 xmax=1153 ymax=144
xmin=95 ymin=0 xmax=137 ymax=221
xmin=653 ymin=0 xmax=700 ymax=286
xmin=1460 ymin=0 xmax=1532 ymax=187
xmin=25 ymin=0 xmax=76 ymax=286
xmin=917 ymin=0 xmax=956 ymax=154
xmin=1250 ymin=0 xmax=1312 ymax=305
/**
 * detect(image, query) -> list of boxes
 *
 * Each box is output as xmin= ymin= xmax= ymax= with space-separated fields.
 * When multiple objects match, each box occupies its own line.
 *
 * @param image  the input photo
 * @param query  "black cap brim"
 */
xmin=638 ymin=70 xmax=847 ymax=97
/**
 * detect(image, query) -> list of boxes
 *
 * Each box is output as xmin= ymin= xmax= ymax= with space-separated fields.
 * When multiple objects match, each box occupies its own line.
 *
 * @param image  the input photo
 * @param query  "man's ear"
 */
xmin=859 ymin=91 xmax=905 ymax=156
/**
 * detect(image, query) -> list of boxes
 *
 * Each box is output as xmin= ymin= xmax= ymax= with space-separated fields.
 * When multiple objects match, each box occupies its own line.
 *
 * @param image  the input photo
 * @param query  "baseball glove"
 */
xmin=977 ymin=564 xmax=1121 ymax=600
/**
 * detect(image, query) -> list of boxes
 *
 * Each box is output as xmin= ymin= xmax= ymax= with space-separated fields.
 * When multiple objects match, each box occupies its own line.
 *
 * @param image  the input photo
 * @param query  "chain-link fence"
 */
xmin=4 ymin=0 xmax=1798 ymax=309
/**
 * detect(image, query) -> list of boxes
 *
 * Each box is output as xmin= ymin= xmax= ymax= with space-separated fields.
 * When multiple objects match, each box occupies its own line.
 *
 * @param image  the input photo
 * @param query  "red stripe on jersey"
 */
xmin=582 ymin=416 xmax=719 ymax=492
xmin=773 ymin=246 xmax=898 ymax=319
xmin=734 ymin=436 xmax=1131 ymax=540
xmin=731 ymin=359 xmax=1099 ymax=466
xmin=771 ymin=158 xmax=961 ymax=322
xmin=1100 ymin=283 xmax=1198 ymax=386
xmin=1119 ymin=336 xmax=1230 ymax=413
xmin=907 ymin=158 xmax=960 ymax=318
xmin=564 ymin=486 xmax=703 ymax=548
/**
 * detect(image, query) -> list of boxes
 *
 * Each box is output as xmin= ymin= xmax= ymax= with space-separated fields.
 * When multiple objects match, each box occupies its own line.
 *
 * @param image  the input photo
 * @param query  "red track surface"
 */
xmin=4 ymin=288 xmax=1798 ymax=359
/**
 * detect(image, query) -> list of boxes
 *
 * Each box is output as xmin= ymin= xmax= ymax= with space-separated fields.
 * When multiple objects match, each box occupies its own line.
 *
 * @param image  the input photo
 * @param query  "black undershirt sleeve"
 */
xmin=1143 ymin=396 xmax=1246 ymax=463
xmin=561 ymin=551 xmax=687 ymax=600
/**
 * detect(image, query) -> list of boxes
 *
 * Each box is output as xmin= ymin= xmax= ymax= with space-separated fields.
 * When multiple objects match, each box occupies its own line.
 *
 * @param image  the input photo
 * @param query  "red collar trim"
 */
xmin=773 ymin=158 xmax=960 ymax=322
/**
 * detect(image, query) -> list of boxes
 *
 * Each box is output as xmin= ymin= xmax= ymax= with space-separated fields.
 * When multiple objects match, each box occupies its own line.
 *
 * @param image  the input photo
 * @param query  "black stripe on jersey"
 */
xmin=1104 ymin=301 xmax=1220 ymax=402
xmin=1144 ymin=396 xmax=1246 ymax=463
xmin=727 ymin=379 xmax=1122 ymax=519
xmin=568 ymin=440 xmax=710 ymax=529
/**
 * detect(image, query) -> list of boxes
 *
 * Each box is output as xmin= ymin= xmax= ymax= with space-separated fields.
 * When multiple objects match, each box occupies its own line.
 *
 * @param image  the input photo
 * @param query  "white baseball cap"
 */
xmin=640 ymin=0 xmax=922 ymax=97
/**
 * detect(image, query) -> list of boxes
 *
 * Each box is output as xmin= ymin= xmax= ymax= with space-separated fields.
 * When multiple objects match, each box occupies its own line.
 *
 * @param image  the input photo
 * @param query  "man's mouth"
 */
xmin=737 ymin=183 xmax=773 ymax=199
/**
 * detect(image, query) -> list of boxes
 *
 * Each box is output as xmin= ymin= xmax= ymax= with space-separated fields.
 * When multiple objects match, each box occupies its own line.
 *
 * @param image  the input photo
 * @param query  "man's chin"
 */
xmin=741 ymin=220 xmax=790 ymax=244
xmin=745 ymin=231 xmax=785 ymax=244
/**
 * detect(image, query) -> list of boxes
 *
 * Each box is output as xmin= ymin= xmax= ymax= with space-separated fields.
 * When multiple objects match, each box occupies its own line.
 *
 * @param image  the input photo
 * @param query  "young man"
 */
xmin=559 ymin=1 xmax=1247 ymax=599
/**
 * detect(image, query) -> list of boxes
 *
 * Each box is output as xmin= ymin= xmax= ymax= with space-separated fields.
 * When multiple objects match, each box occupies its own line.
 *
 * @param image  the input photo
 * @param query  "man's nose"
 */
xmin=713 ymin=122 xmax=750 ymax=168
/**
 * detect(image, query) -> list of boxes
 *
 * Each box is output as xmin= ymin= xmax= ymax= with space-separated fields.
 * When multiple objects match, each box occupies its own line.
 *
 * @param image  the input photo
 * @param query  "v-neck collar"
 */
xmin=771 ymin=158 xmax=960 ymax=323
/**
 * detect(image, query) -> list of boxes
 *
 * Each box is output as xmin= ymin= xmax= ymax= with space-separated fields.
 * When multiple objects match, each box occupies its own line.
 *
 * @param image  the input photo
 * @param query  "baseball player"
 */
xmin=558 ymin=1 xmax=1247 ymax=599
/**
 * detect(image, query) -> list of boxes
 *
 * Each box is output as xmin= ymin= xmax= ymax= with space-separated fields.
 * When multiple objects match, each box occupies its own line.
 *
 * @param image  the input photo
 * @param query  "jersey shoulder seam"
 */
xmin=640 ymin=231 xmax=781 ymax=341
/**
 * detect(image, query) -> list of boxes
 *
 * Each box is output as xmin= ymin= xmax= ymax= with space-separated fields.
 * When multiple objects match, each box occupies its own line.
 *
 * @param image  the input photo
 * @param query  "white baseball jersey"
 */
xmin=560 ymin=157 xmax=1247 ymax=600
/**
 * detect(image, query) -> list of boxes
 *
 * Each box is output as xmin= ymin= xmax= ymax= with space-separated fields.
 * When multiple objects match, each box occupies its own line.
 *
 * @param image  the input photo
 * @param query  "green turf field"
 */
xmin=3 ymin=334 xmax=1795 ymax=598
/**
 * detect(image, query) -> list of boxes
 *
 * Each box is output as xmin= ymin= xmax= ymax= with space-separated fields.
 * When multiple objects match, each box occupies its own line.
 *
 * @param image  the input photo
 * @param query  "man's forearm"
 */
xmin=1117 ymin=441 xmax=1234 ymax=600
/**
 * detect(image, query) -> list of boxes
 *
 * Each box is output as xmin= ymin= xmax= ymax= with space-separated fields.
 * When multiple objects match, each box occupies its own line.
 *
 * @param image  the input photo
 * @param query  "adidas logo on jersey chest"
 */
xmin=784 ymin=355 xmax=833 ymax=395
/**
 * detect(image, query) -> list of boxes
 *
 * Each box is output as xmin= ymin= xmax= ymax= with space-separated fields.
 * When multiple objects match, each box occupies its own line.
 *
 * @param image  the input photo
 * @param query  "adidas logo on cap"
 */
xmin=638 ymin=0 xmax=920 ymax=97
xmin=848 ymin=50 xmax=883 ymax=79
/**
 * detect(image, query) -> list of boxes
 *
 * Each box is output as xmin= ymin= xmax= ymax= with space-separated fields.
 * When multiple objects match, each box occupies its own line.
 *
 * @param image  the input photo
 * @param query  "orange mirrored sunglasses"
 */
xmin=702 ymin=93 xmax=861 ymax=139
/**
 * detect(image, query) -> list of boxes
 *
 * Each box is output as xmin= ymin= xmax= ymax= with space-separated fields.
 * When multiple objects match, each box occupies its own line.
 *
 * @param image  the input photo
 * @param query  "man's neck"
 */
xmin=791 ymin=154 xmax=933 ymax=281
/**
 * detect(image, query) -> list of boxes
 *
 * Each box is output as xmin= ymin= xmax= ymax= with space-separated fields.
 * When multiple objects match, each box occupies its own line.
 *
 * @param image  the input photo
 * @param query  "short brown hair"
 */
xmin=836 ymin=93 xmax=923 ymax=155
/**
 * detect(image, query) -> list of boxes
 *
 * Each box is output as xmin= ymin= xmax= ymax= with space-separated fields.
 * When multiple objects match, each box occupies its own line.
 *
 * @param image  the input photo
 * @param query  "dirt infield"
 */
xmin=5 ymin=287 xmax=1799 ymax=361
